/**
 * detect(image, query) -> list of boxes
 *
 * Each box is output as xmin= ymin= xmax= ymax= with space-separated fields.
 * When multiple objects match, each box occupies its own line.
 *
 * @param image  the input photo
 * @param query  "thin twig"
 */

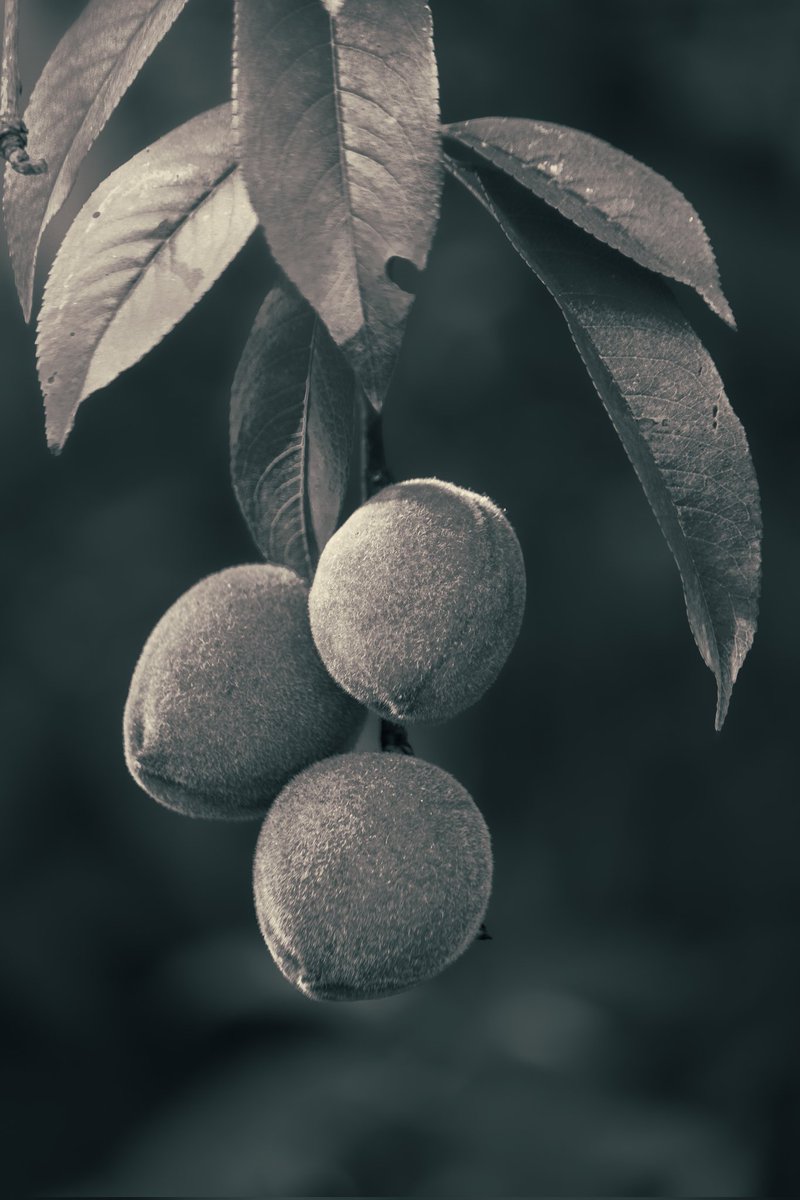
xmin=361 ymin=398 xmax=393 ymax=502
xmin=360 ymin=395 xmax=415 ymax=756
xmin=0 ymin=0 xmax=46 ymax=175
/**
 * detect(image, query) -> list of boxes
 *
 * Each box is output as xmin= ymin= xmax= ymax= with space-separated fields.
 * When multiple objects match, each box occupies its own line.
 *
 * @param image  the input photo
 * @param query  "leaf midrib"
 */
xmin=77 ymin=161 xmax=240 ymax=400
xmin=446 ymin=158 xmax=733 ymax=721
xmin=44 ymin=5 xmax=160 ymax=231
xmin=447 ymin=129 xmax=729 ymax=322
xmin=327 ymin=9 xmax=368 ymax=337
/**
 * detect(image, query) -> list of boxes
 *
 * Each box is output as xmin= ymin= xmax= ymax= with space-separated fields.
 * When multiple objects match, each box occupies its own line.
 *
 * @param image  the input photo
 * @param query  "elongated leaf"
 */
xmin=230 ymin=282 xmax=357 ymax=580
xmin=37 ymin=105 xmax=257 ymax=451
xmin=233 ymin=0 xmax=442 ymax=409
xmin=3 ymin=0 xmax=190 ymax=322
xmin=444 ymin=118 xmax=734 ymax=328
xmin=448 ymin=159 xmax=760 ymax=728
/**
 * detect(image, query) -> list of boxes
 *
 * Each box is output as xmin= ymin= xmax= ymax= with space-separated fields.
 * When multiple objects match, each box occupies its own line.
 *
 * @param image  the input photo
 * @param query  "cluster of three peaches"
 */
xmin=123 ymin=478 xmax=526 ymax=999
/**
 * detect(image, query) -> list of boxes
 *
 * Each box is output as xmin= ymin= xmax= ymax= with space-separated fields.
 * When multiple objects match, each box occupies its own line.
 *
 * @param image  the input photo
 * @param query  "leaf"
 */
xmin=230 ymin=281 xmax=357 ymax=581
xmin=37 ymin=105 xmax=257 ymax=451
xmin=444 ymin=117 xmax=735 ymax=328
xmin=233 ymin=0 xmax=442 ymax=409
xmin=447 ymin=159 xmax=760 ymax=728
xmin=3 ymin=0 xmax=191 ymax=322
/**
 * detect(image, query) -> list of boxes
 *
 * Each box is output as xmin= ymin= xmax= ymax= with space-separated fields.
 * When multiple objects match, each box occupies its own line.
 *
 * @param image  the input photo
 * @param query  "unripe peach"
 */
xmin=253 ymin=752 xmax=492 ymax=1000
xmin=123 ymin=564 xmax=366 ymax=819
xmin=308 ymin=478 xmax=526 ymax=722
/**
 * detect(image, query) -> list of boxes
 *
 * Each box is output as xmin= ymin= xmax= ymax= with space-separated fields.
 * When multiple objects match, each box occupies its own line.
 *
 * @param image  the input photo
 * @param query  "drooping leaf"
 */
xmin=233 ymin=0 xmax=442 ymax=409
xmin=230 ymin=281 xmax=357 ymax=581
xmin=444 ymin=117 xmax=735 ymax=328
xmin=447 ymin=159 xmax=760 ymax=728
xmin=3 ymin=0 xmax=191 ymax=322
xmin=37 ymin=105 xmax=257 ymax=451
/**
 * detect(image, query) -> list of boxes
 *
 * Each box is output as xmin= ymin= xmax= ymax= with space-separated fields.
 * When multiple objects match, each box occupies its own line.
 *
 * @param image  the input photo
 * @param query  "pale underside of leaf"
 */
xmin=3 ymin=0 xmax=190 ymax=322
xmin=230 ymin=281 xmax=356 ymax=580
xmin=444 ymin=117 xmax=735 ymax=328
xmin=233 ymin=0 xmax=442 ymax=409
xmin=37 ymin=105 xmax=257 ymax=451
xmin=447 ymin=160 xmax=760 ymax=728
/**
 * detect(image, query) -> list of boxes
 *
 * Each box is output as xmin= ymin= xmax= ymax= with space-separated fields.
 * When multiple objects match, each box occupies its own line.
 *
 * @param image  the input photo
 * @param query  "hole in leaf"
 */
xmin=386 ymin=256 xmax=421 ymax=295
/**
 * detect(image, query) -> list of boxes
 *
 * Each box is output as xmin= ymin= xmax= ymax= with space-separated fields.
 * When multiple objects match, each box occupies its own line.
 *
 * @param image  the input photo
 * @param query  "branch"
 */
xmin=360 ymin=394 xmax=415 ymax=757
xmin=0 ymin=0 xmax=46 ymax=175
xmin=361 ymin=398 xmax=393 ymax=502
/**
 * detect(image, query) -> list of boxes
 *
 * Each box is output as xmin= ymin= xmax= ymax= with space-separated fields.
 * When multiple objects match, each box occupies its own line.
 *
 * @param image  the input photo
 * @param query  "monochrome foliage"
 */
xmin=38 ymin=105 xmax=255 ymax=450
xmin=230 ymin=282 xmax=357 ymax=579
xmin=4 ymin=0 xmax=190 ymax=320
xmin=233 ymin=0 xmax=443 ymax=410
xmin=447 ymin=163 xmax=760 ymax=729
xmin=444 ymin=118 xmax=735 ymax=326
xmin=2 ymin=0 xmax=762 ymax=725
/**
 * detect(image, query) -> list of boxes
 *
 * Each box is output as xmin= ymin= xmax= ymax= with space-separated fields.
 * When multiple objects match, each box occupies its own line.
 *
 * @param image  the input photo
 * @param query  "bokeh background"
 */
xmin=2 ymin=0 xmax=799 ymax=1194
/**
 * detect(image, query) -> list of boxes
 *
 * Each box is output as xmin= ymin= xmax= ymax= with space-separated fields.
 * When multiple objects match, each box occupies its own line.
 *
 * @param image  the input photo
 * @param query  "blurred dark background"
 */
xmin=2 ymin=0 xmax=799 ymax=1195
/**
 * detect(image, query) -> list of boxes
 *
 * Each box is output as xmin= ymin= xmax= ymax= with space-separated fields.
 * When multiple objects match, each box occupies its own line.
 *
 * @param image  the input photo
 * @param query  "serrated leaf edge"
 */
xmin=445 ymin=155 xmax=760 ymax=728
xmin=37 ymin=157 xmax=252 ymax=452
xmin=444 ymin=120 xmax=736 ymax=329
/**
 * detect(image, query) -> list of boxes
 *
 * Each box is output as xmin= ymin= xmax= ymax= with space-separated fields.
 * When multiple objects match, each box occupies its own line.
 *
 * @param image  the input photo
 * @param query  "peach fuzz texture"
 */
xmin=309 ymin=478 xmax=526 ymax=722
xmin=124 ymin=564 xmax=366 ymax=820
xmin=253 ymin=751 xmax=492 ymax=1000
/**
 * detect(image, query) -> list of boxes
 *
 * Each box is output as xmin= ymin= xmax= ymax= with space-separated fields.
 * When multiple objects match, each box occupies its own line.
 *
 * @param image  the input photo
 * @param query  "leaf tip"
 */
xmin=12 ymin=258 xmax=35 ymax=323
xmin=364 ymin=384 xmax=383 ymax=413
xmin=712 ymin=288 xmax=737 ymax=331
xmin=44 ymin=406 xmax=71 ymax=455
xmin=45 ymin=426 xmax=66 ymax=455
xmin=713 ymin=674 xmax=733 ymax=731
xmin=4 ymin=190 xmax=38 ymax=323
